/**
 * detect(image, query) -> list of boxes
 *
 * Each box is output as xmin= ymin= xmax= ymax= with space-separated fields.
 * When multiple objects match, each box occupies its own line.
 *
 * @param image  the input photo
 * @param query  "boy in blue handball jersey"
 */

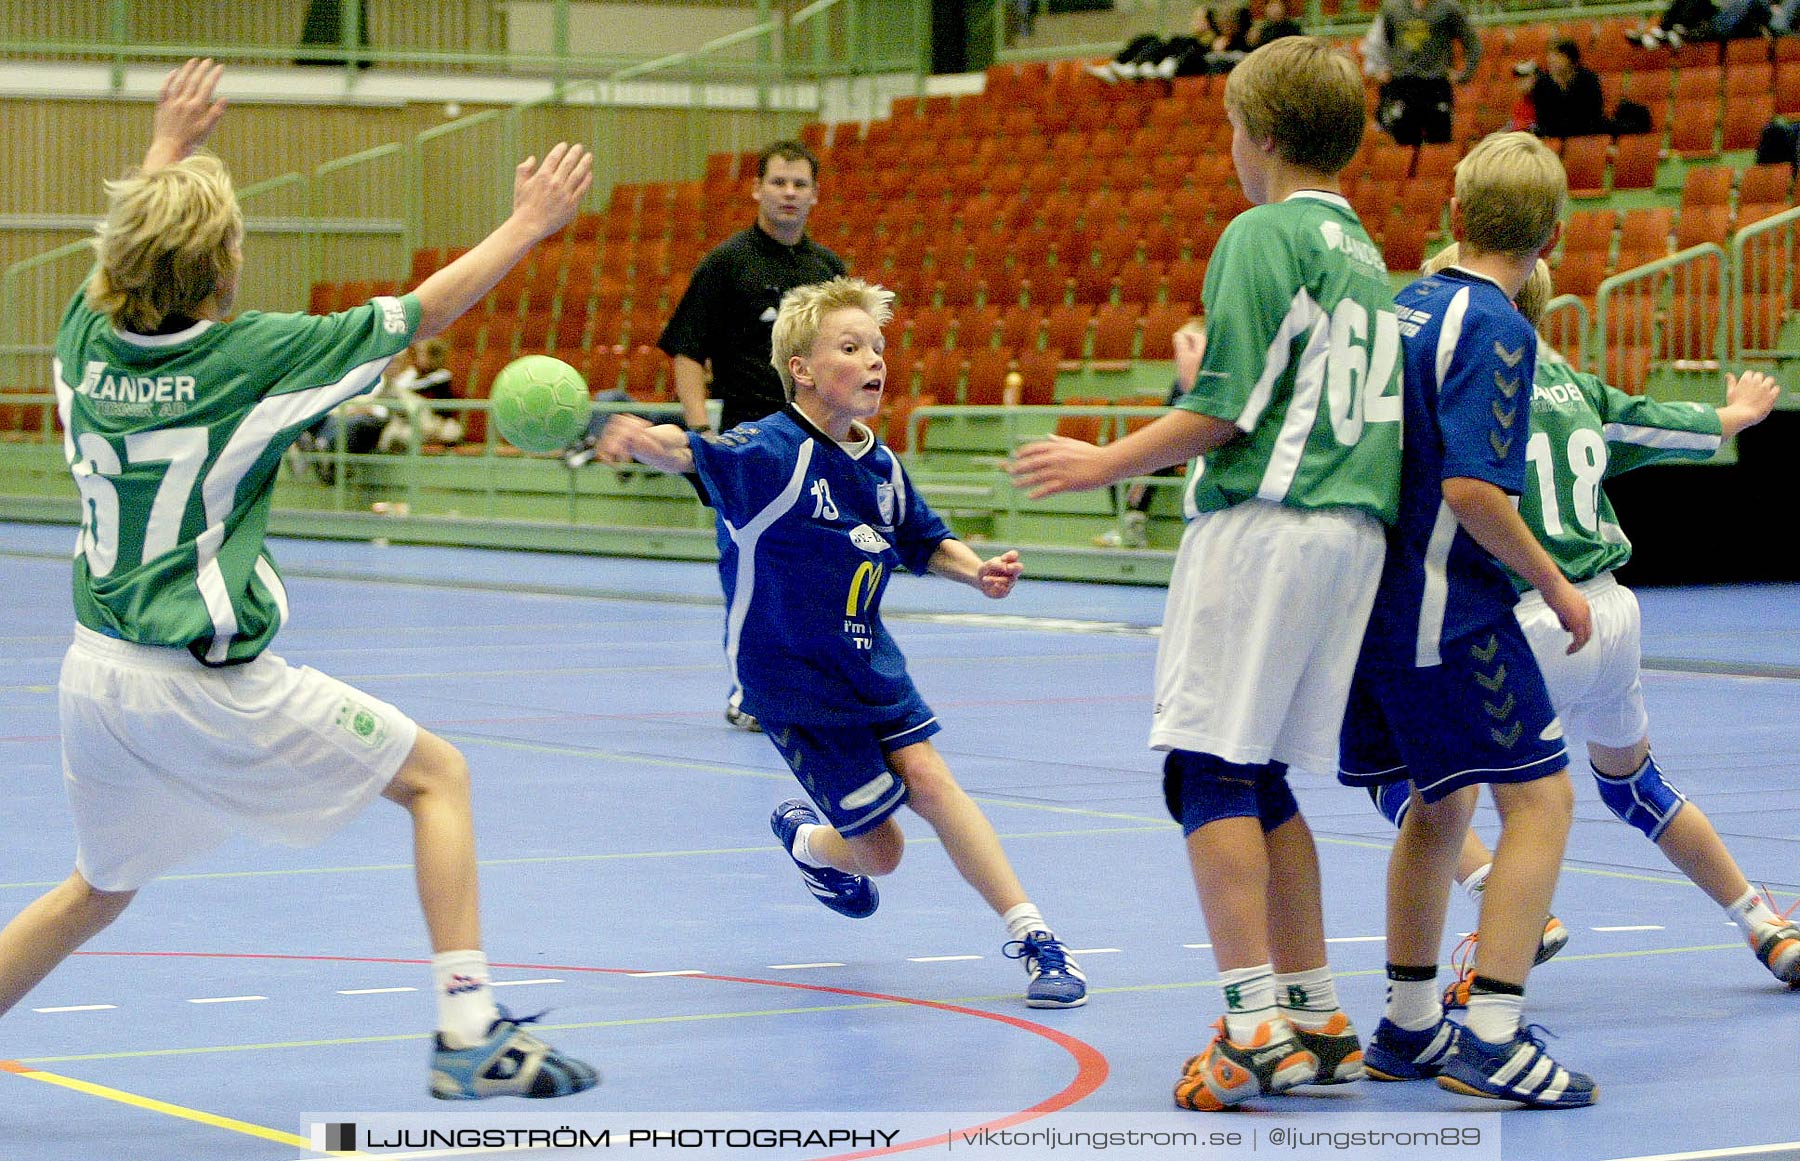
xmin=1012 ymin=37 xmax=1400 ymax=1109
xmin=0 ymin=60 xmax=598 ymax=1100
xmin=598 ymin=277 xmax=1087 ymax=1009
xmin=1374 ymin=249 xmax=1795 ymax=1003
xmin=1338 ymin=131 xmax=1599 ymax=1108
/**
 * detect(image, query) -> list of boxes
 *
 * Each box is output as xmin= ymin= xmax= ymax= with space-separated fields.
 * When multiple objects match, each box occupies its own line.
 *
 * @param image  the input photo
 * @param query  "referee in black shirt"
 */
xmin=658 ymin=141 xmax=846 ymax=437
xmin=657 ymin=140 xmax=847 ymax=730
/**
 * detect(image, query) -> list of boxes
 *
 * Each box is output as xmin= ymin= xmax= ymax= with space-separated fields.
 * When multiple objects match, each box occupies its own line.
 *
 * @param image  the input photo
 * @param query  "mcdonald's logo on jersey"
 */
xmin=845 ymin=560 xmax=883 ymax=618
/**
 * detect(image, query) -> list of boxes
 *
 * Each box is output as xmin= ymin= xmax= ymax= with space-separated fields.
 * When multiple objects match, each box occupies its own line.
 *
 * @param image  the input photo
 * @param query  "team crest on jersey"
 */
xmin=334 ymin=699 xmax=389 ymax=748
xmin=875 ymin=482 xmax=895 ymax=525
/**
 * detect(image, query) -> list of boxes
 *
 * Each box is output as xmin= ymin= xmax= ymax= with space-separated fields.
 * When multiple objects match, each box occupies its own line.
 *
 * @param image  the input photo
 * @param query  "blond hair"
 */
xmin=1454 ymin=132 xmax=1566 ymax=258
xmin=770 ymin=277 xmax=895 ymax=400
xmin=1223 ymin=37 xmax=1364 ymax=176
xmin=1422 ymin=242 xmax=1555 ymax=329
xmin=87 ymin=153 xmax=243 ymax=333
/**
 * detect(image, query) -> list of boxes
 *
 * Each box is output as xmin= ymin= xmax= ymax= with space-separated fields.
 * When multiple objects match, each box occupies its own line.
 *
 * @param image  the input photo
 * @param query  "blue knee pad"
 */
xmin=1163 ymin=752 xmax=1298 ymax=837
xmin=1593 ymin=752 xmax=1687 ymax=841
xmin=1366 ymin=780 xmax=1412 ymax=829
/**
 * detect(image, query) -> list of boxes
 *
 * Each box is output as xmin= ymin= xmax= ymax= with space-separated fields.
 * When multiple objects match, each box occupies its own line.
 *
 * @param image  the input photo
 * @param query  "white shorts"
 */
xmin=59 ymin=624 xmax=418 ymax=892
xmin=1150 ymin=500 xmax=1386 ymax=774
xmin=1514 ymin=572 xmax=1648 ymax=749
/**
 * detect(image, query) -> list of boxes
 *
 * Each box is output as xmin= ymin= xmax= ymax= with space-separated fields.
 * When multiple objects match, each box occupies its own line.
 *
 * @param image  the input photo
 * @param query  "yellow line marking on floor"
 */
xmin=0 ymin=1058 xmax=312 ymax=1149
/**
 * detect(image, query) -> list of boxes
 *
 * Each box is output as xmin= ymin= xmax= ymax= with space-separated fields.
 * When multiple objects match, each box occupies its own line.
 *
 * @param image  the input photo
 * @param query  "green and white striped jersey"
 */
xmin=54 ymin=288 xmax=420 ymax=663
xmin=1178 ymin=190 xmax=1403 ymax=523
xmin=1519 ymin=343 xmax=1722 ymax=588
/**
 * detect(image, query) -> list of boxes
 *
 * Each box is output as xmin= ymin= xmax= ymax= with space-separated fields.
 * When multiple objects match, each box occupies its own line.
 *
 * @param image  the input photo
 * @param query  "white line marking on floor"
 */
xmin=1069 ymin=948 xmax=1121 ymax=955
xmin=1182 ymin=943 xmax=1211 ymax=949
xmin=628 ymin=969 xmax=706 ymax=978
xmin=1600 ymin=1141 xmax=1800 ymax=1161
xmin=32 ymin=1004 xmax=116 ymax=1013
xmin=908 ymin=955 xmax=983 ymax=963
xmin=187 ymin=995 xmax=266 ymax=1004
xmin=767 ymin=962 xmax=845 ymax=970
xmin=491 ymin=978 xmax=563 ymax=987
xmin=1593 ymin=925 xmax=1666 ymax=932
xmin=338 ymin=987 xmax=418 ymax=995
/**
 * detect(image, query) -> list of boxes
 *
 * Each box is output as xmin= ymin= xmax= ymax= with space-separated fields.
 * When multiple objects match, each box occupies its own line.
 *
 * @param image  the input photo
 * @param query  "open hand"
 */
xmin=512 ymin=142 xmax=595 ymax=243
xmin=1008 ymin=435 xmax=1109 ymax=499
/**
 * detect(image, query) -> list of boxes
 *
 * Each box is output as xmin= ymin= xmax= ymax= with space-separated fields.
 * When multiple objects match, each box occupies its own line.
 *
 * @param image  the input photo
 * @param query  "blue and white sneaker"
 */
xmin=1003 ymin=930 xmax=1088 ymax=1008
xmin=430 ymin=1008 xmax=599 ymax=1100
xmin=1437 ymin=1024 xmax=1598 ymax=1109
xmin=1363 ymin=1015 xmax=1461 ymax=1081
xmin=769 ymin=799 xmax=879 ymax=919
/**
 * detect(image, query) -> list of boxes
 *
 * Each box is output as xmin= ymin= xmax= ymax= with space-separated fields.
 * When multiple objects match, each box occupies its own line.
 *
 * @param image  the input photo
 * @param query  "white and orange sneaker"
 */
xmin=1174 ymin=1018 xmax=1318 ymax=1111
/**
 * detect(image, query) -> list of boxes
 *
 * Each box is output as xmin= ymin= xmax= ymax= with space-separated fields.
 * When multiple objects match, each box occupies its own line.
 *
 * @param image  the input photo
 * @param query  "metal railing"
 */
xmin=1728 ymin=204 xmax=1800 ymax=365
xmin=1592 ymin=242 xmax=1724 ymax=399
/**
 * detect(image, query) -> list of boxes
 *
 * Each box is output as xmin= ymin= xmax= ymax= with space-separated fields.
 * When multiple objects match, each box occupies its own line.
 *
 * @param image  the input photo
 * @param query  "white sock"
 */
xmin=1003 ymin=902 xmax=1048 ymax=943
xmin=790 ymin=823 xmax=828 ymax=868
xmin=1460 ymin=862 xmax=1492 ymax=904
xmin=1725 ymin=887 xmax=1780 ymax=936
xmin=432 ymin=950 xmax=500 ymax=1049
xmin=1465 ymin=991 xmax=1524 ymax=1044
xmin=1274 ymin=966 xmax=1342 ymax=1031
xmin=1219 ymin=964 xmax=1278 ymax=1043
xmin=1384 ymin=975 xmax=1442 ymax=1032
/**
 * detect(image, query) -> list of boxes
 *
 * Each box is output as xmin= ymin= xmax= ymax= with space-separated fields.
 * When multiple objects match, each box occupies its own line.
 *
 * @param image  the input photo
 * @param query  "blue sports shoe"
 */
xmin=1363 ymin=1015 xmax=1460 ymax=1081
xmin=430 ymin=1008 xmax=599 ymax=1100
xmin=1437 ymin=1023 xmax=1597 ymax=1108
xmin=770 ymin=799 xmax=879 ymax=919
xmin=1003 ymin=930 xmax=1088 ymax=1008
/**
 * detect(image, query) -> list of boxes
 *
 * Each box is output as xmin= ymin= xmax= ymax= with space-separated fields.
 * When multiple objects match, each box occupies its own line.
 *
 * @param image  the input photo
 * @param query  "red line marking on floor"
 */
xmin=69 ymin=950 xmax=1111 ymax=1160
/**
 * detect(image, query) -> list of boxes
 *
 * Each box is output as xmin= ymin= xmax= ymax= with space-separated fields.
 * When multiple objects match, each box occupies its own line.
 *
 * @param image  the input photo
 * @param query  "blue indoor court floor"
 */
xmin=1 ymin=521 xmax=1796 ymax=1161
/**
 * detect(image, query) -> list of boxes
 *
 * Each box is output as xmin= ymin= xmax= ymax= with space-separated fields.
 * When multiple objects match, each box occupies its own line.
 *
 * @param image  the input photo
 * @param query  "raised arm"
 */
xmin=142 ymin=58 xmax=227 ymax=175
xmin=1717 ymin=369 xmax=1781 ymax=439
xmin=411 ymin=143 xmax=594 ymax=339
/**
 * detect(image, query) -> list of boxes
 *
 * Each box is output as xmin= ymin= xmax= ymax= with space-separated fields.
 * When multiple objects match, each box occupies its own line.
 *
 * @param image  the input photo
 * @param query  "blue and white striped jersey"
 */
xmin=1363 ymin=267 xmax=1538 ymax=669
xmin=688 ymin=406 xmax=953 ymax=726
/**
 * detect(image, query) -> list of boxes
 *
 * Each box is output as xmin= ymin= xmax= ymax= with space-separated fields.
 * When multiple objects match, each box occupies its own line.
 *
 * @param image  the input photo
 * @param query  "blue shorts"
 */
xmin=1338 ymin=617 xmax=1568 ymax=804
xmin=761 ymin=704 xmax=940 ymax=838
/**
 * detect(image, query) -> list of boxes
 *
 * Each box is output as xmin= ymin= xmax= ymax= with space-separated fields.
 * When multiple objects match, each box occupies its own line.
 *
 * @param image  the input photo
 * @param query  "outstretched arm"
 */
xmin=1009 ymin=408 xmax=1236 ymax=498
xmin=927 ymin=541 xmax=1022 ymax=599
xmin=595 ymin=413 xmax=694 ymax=474
xmin=142 ymin=58 xmax=227 ymax=175
xmin=1717 ymin=369 xmax=1781 ymax=439
xmin=411 ymin=143 xmax=594 ymax=338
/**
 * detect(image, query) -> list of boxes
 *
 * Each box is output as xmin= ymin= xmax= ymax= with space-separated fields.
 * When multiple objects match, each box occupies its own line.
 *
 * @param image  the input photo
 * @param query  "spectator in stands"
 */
xmin=1774 ymin=0 xmax=1798 ymax=32
xmin=1365 ymin=0 xmax=1482 ymax=145
xmin=1086 ymin=5 xmax=1222 ymax=82
xmin=1626 ymin=0 xmax=1771 ymax=45
xmin=1247 ymin=0 xmax=1305 ymax=49
xmin=656 ymin=139 xmax=846 ymax=732
xmin=1204 ymin=5 xmax=1255 ymax=71
xmin=377 ymin=337 xmax=464 ymax=452
xmin=1519 ymin=39 xmax=1607 ymax=140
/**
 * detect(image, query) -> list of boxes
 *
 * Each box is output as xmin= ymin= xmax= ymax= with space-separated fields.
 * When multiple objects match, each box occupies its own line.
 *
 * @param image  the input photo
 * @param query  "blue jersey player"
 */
xmin=599 ymin=277 xmax=1087 ymax=1009
xmin=1337 ymin=132 xmax=1599 ymax=1108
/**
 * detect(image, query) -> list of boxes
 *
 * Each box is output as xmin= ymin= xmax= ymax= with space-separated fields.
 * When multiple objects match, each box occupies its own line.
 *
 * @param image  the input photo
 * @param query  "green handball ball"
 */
xmin=491 ymin=355 xmax=590 ymax=453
